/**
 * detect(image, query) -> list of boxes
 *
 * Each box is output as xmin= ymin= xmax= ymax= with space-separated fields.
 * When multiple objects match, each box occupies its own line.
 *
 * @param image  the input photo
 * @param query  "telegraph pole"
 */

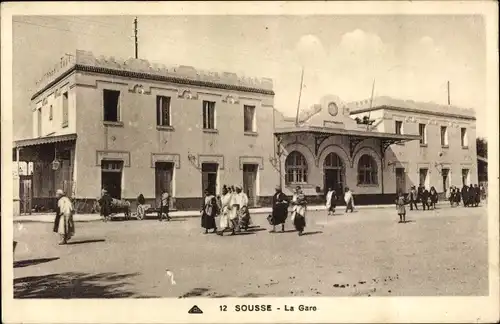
xmin=295 ymin=67 xmax=305 ymax=126
xmin=447 ymin=81 xmax=450 ymax=105
xmin=134 ymin=17 xmax=138 ymax=59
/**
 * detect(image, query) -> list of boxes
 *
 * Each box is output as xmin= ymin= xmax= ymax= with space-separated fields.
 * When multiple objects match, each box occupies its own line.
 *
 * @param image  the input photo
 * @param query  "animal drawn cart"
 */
xmin=94 ymin=198 xmax=132 ymax=220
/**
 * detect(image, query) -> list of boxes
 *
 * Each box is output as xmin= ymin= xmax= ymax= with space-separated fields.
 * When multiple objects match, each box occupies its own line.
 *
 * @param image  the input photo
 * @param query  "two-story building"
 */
xmin=13 ymin=50 xmax=478 ymax=214
xmin=14 ymin=50 xmax=277 ymax=212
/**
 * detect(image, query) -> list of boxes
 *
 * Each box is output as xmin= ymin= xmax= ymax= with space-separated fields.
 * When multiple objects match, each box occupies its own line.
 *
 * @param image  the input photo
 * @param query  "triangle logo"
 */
xmin=188 ymin=305 xmax=203 ymax=314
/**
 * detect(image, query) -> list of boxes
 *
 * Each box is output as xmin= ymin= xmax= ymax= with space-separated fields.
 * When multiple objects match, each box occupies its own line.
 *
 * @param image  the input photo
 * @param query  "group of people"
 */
xmin=268 ymin=186 xmax=308 ymax=236
xmin=201 ymin=185 xmax=251 ymax=235
xmin=406 ymin=185 xmax=440 ymax=211
xmin=446 ymin=184 xmax=484 ymax=208
xmin=325 ymin=187 xmax=356 ymax=215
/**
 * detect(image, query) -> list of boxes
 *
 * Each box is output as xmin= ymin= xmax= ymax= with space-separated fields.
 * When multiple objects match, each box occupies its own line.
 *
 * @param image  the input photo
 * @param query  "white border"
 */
xmin=2 ymin=2 xmax=499 ymax=323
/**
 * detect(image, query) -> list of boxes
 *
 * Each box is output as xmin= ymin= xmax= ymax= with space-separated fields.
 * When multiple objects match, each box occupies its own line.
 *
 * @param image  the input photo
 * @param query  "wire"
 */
xmin=13 ymin=19 xmax=132 ymax=39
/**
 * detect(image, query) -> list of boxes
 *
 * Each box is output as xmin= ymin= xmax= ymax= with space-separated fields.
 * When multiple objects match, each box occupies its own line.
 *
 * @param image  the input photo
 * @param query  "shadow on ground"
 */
xmin=14 ymin=257 xmax=60 ymax=268
xmin=14 ymin=272 xmax=157 ymax=298
xmin=179 ymin=287 xmax=265 ymax=298
xmin=67 ymin=239 xmax=106 ymax=245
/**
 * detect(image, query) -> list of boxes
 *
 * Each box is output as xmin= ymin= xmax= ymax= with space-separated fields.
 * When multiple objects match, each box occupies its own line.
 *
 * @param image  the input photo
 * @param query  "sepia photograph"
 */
xmin=2 ymin=1 xmax=499 ymax=323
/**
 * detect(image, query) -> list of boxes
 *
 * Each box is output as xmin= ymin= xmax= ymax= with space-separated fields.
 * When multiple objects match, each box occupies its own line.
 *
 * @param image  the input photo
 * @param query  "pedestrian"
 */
xmin=158 ymin=189 xmax=172 ymax=221
xmin=395 ymin=191 xmax=407 ymax=223
xmin=227 ymin=185 xmax=240 ymax=232
xmin=429 ymin=186 xmax=438 ymax=210
xmin=468 ymin=184 xmax=475 ymax=207
xmin=473 ymin=184 xmax=481 ymax=207
xmin=421 ymin=188 xmax=430 ymax=210
xmin=218 ymin=186 xmax=233 ymax=236
xmin=201 ymin=189 xmax=218 ymax=234
xmin=480 ymin=184 xmax=486 ymax=201
xmin=408 ymin=186 xmax=419 ymax=210
xmin=344 ymin=187 xmax=355 ymax=213
xmin=454 ymin=186 xmax=462 ymax=206
xmin=98 ymin=189 xmax=112 ymax=222
xmin=53 ymin=189 xmax=75 ymax=245
xmin=268 ymin=186 xmax=289 ymax=233
xmin=326 ymin=187 xmax=337 ymax=216
xmin=235 ymin=186 xmax=251 ymax=231
xmin=448 ymin=187 xmax=454 ymax=206
xmin=461 ymin=185 xmax=469 ymax=207
xmin=291 ymin=186 xmax=307 ymax=236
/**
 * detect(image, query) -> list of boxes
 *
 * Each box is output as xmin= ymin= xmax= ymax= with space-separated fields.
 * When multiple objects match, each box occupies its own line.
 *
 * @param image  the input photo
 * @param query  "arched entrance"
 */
xmin=323 ymin=152 xmax=345 ymax=193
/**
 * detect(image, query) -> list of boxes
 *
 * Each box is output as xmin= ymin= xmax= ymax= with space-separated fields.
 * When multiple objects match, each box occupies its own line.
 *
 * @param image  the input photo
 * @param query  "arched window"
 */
xmin=357 ymin=154 xmax=378 ymax=185
xmin=323 ymin=152 xmax=343 ymax=169
xmin=285 ymin=151 xmax=308 ymax=184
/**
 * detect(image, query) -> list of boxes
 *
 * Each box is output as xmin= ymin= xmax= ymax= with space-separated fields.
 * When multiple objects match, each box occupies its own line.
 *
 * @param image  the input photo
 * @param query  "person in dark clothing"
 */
xmin=98 ymin=189 xmax=113 ymax=222
xmin=137 ymin=193 xmax=146 ymax=205
xmin=158 ymin=189 xmax=172 ymax=221
xmin=474 ymin=184 xmax=481 ymax=207
xmin=454 ymin=187 xmax=462 ymax=206
xmin=201 ymin=189 xmax=218 ymax=234
xmin=468 ymin=184 xmax=475 ymax=207
xmin=449 ymin=187 xmax=455 ymax=206
xmin=461 ymin=185 xmax=469 ymax=207
xmin=408 ymin=186 xmax=419 ymax=210
xmin=269 ymin=186 xmax=289 ymax=233
xmin=429 ymin=186 xmax=438 ymax=209
xmin=421 ymin=188 xmax=430 ymax=210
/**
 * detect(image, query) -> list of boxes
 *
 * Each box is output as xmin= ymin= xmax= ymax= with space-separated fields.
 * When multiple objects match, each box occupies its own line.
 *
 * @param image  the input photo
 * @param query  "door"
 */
xmin=243 ymin=164 xmax=258 ymax=207
xmin=419 ymin=168 xmax=428 ymax=188
xmin=441 ymin=168 xmax=450 ymax=192
xmin=395 ymin=168 xmax=406 ymax=194
xmin=323 ymin=153 xmax=344 ymax=194
xmin=19 ymin=175 xmax=32 ymax=214
xmin=202 ymin=163 xmax=218 ymax=195
xmin=462 ymin=169 xmax=469 ymax=186
xmin=101 ymin=160 xmax=123 ymax=199
xmin=155 ymin=162 xmax=174 ymax=208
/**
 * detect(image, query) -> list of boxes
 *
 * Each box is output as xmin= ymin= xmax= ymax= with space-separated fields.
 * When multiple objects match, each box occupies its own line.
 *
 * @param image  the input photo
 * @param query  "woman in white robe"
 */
xmin=228 ymin=186 xmax=239 ymax=234
xmin=53 ymin=189 xmax=75 ymax=245
xmin=218 ymin=186 xmax=233 ymax=236
xmin=344 ymin=187 xmax=355 ymax=213
xmin=291 ymin=186 xmax=307 ymax=236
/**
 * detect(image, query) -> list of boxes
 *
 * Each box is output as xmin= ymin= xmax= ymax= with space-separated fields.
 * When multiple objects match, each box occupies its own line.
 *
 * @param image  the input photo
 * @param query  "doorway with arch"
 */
xmin=323 ymin=152 xmax=345 ymax=194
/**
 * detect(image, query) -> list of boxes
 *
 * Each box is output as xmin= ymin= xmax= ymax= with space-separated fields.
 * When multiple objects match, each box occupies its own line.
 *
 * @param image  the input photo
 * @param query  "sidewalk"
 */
xmin=12 ymin=201 xmax=451 ymax=223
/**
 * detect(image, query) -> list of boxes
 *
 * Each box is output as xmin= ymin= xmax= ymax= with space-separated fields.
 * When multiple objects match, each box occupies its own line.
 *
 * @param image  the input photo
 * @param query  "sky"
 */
xmin=12 ymin=15 xmax=487 ymax=139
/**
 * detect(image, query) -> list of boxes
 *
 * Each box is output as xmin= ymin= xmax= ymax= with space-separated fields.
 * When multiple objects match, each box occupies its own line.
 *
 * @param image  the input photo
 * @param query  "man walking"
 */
xmin=159 ymin=189 xmax=172 ymax=221
xmin=408 ymin=186 xmax=419 ymax=210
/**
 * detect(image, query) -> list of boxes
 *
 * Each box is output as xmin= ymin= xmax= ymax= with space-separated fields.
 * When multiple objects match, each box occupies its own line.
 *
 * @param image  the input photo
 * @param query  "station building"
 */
xmin=13 ymin=50 xmax=478 ymax=214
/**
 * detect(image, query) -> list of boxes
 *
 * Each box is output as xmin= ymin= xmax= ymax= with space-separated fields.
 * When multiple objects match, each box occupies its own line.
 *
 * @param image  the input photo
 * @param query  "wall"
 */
xmin=32 ymin=73 xmax=77 ymax=138
xmin=74 ymin=72 xmax=277 ymax=208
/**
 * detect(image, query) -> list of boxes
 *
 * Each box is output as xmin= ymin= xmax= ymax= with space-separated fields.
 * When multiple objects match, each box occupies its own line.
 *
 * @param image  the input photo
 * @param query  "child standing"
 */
xmin=396 ymin=192 xmax=407 ymax=223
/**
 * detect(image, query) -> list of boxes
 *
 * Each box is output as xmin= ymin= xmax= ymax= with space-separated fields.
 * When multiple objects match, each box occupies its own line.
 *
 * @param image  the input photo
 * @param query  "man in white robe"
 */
xmin=53 ymin=189 xmax=75 ymax=245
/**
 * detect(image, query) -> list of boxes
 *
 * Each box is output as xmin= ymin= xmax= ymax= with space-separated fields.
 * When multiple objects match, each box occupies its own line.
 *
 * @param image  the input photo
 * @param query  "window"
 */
xmin=202 ymin=101 xmax=216 ymax=130
xmin=461 ymin=128 xmax=468 ymax=147
xmin=62 ymin=92 xmax=69 ymax=127
xmin=418 ymin=123 xmax=427 ymax=145
xmin=285 ymin=151 xmax=308 ymax=184
xmin=37 ymin=108 xmax=42 ymax=137
xmin=156 ymin=95 xmax=171 ymax=126
xmin=49 ymin=105 xmax=53 ymax=120
xmin=357 ymin=154 xmax=378 ymax=185
xmin=440 ymin=126 xmax=448 ymax=146
xmin=395 ymin=121 xmax=403 ymax=135
xmin=244 ymin=105 xmax=256 ymax=132
xmin=103 ymin=89 xmax=120 ymax=122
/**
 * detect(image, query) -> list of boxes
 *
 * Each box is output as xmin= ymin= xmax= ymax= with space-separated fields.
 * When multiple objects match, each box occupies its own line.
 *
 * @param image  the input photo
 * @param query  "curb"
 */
xmin=13 ymin=202 xmax=452 ymax=224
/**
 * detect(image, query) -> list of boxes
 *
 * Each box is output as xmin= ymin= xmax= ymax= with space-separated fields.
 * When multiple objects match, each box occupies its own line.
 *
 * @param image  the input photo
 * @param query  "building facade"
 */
xmin=13 ymin=50 xmax=478 ymax=213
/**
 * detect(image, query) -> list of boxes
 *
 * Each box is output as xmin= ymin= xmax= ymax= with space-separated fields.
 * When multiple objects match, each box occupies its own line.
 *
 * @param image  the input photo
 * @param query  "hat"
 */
xmin=56 ymin=189 xmax=64 ymax=196
xmin=275 ymin=185 xmax=281 ymax=190
xmin=236 ymin=185 xmax=242 ymax=190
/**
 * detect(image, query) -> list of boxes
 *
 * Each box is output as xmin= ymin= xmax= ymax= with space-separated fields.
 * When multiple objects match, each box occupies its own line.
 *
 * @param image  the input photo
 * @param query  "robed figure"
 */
xmin=53 ymin=189 xmax=75 ymax=245
xmin=268 ymin=186 xmax=289 ymax=232
xmin=201 ymin=190 xmax=218 ymax=234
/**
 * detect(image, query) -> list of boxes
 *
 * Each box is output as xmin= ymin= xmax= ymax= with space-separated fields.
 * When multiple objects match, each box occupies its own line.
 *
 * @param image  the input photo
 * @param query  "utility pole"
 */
xmin=295 ymin=67 xmax=305 ymax=126
xmin=134 ymin=17 xmax=138 ymax=59
xmin=447 ymin=80 xmax=450 ymax=105
xmin=366 ymin=79 xmax=375 ymax=131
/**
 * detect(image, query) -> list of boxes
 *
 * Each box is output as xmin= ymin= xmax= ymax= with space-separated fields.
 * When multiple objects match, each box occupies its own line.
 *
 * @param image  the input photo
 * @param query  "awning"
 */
xmin=14 ymin=133 xmax=77 ymax=148
xmin=274 ymin=125 xmax=421 ymax=158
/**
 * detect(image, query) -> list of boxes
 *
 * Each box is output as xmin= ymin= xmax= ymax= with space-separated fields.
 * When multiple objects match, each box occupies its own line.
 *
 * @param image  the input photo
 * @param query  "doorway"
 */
xmin=19 ymin=175 xmax=32 ymax=214
xmin=202 ymin=163 xmax=218 ymax=195
xmin=243 ymin=164 xmax=258 ymax=207
xmin=395 ymin=168 xmax=406 ymax=194
xmin=419 ymin=168 xmax=428 ymax=188
xmin=155 ymin=162 xmax=174 ymax=207
xmin=442 ymin=168 xmax=450 ymax=192
xmin=101 ymin=160 xmax=123 ymax=199
xmin=323 ymin=153 xmax=344 ymax=194
xmin=462 ymin=169 xmax=469 ymax=186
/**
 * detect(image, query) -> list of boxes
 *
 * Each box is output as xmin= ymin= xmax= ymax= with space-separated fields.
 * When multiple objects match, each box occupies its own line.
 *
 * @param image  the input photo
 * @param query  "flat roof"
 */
xmin=274 ymin=125 xmax=421 ymax=141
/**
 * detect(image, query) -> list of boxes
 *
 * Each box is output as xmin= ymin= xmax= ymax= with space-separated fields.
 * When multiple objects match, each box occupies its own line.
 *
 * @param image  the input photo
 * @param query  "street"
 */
xmin=13 ymin=205 xmax=488 ymax=298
